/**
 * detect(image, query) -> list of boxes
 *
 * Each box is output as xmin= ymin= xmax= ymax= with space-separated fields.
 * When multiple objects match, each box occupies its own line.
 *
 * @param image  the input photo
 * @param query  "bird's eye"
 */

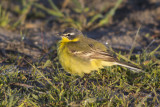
xmin=67 ymin=33 xmax=71 ymax=36
xmin=67 ymin=33 xmax=75 ymax=36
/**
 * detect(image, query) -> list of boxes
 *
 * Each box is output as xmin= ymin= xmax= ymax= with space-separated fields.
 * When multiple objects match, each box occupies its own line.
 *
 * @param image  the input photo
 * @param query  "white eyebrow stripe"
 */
xmin=67 ymin=33 xmax=75 ymax=35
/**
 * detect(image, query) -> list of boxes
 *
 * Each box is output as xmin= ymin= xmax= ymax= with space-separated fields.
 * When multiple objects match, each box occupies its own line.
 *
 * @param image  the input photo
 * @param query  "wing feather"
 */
xmin=68 ymin=46 xmax=116 ymax=62
xmin=66 ymin=36 xmax=117 ymax=62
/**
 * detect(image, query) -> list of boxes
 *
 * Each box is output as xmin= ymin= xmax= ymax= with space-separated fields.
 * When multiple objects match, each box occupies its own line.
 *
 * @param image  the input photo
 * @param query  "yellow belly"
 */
xmin=58 ymin=51 xmax=98 ymax=76
xmin=58 ymin=43 xmax=115 ymax=76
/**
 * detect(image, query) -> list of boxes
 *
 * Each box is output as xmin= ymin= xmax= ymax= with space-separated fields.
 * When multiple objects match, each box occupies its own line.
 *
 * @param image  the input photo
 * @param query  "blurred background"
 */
xmin=0 ymin=0 xmax=160 ymax=58
xmin=0 ymin=1 xmax=160 ymax=106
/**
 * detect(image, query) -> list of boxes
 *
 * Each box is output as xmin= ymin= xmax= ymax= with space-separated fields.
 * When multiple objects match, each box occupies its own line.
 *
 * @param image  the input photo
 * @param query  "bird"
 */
xmin=57 ymin=28 xmax=142 ymax=76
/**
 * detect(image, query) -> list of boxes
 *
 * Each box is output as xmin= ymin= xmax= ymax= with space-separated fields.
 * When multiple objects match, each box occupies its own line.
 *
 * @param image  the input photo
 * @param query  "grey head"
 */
xmin=62 ymin=28 xmax=83 ymax=40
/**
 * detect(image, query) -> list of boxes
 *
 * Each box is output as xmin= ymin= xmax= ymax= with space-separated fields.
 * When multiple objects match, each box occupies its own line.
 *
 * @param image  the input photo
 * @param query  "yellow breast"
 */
xmin=57 ymin=38 xmax=114 ymax=76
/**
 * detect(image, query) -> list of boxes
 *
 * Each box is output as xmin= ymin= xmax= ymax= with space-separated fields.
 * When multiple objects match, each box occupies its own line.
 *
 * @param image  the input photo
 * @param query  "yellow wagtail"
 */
xmin=57 ymin=28 xmax=142 ymax=76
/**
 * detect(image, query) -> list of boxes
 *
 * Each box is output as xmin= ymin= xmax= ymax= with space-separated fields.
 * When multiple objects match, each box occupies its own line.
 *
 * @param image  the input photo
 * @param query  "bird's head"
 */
xmin=61 ymin=28 xmax=83 ymax=42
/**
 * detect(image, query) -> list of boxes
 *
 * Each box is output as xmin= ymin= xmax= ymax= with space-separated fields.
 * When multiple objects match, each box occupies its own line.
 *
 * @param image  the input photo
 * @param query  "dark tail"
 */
xmin=114 ymin=61 xmax=143 ymax=72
